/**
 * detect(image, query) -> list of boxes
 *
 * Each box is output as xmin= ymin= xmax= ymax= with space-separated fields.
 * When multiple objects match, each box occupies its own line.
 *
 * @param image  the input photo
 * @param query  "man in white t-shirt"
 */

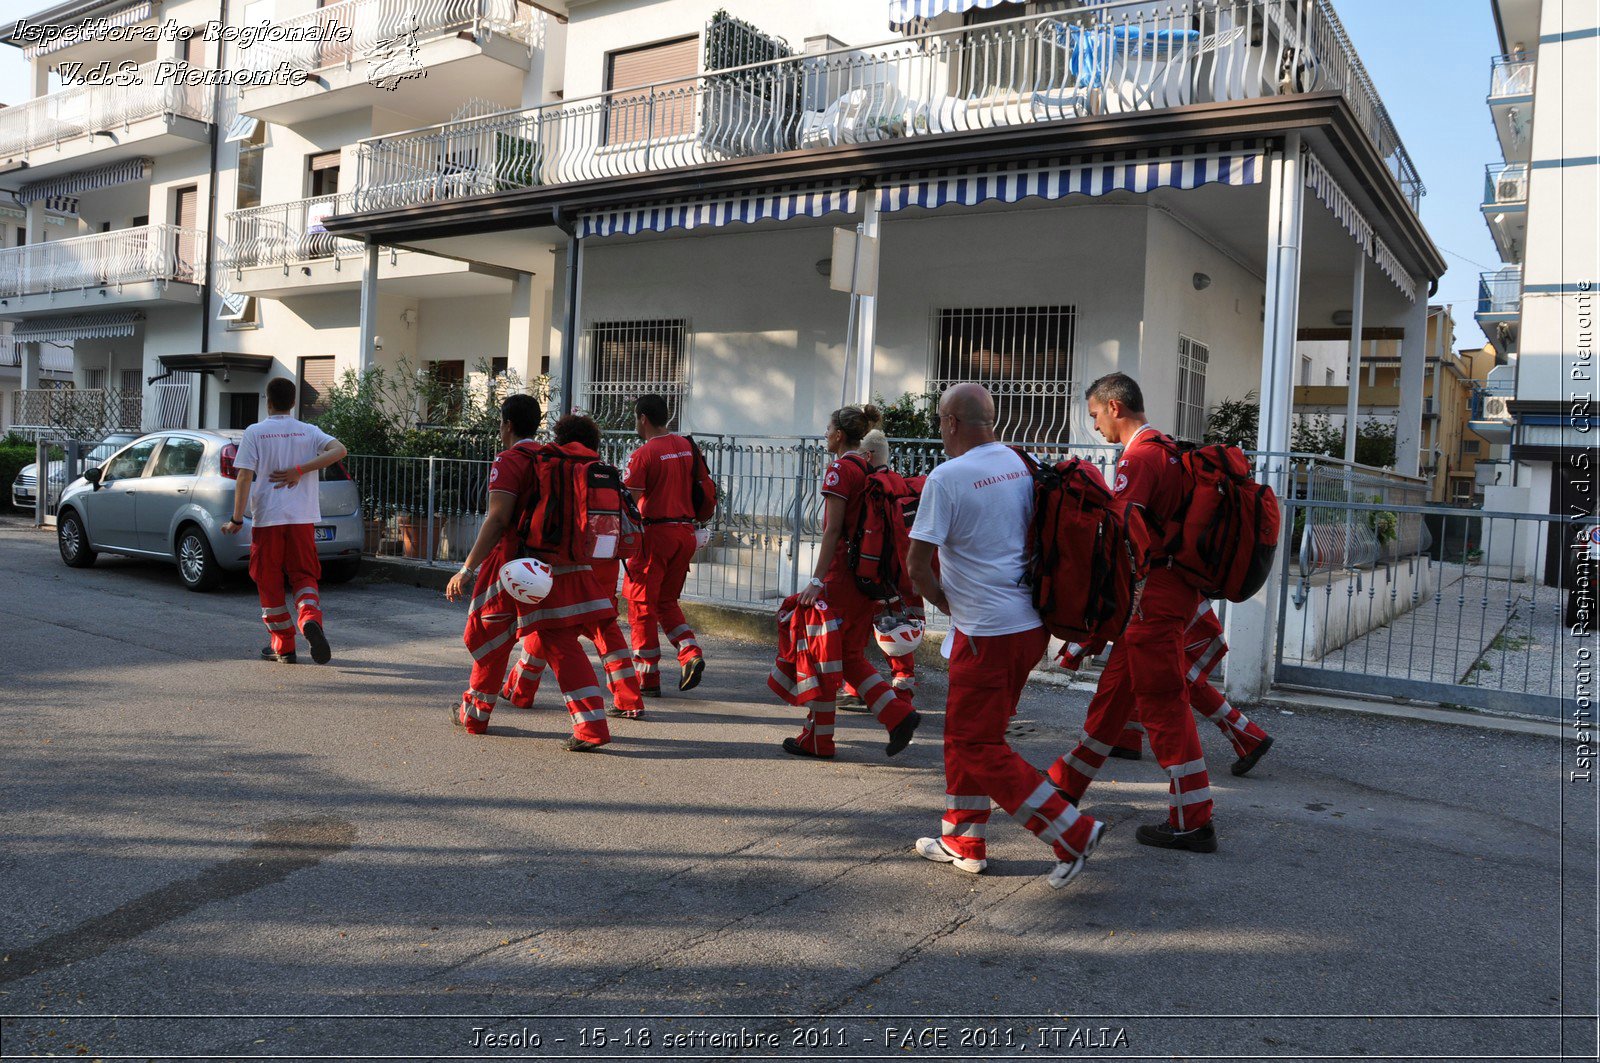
xmin=224 ymin=376 xmax=348 ymax=664
xmin=905 ymin=383 xmax=1106 ymax=890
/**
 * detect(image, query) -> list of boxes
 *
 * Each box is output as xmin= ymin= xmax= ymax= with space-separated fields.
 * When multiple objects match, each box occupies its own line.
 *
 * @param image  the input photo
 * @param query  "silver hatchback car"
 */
xmin=56 ymin=429 xmax=364 ymax=591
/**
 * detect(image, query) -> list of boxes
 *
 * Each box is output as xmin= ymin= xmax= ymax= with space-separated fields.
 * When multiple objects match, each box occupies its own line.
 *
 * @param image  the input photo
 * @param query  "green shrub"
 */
xmin=0 ymin=436 xmax=60 ymax=506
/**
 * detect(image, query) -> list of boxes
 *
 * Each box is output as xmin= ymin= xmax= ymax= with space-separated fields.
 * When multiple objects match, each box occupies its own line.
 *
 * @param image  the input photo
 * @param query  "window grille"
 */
xmin=1176 ymin=336 xmax=1210 ymax=442
xmin=582 ymin=319 xmax=690 ymax=430
xmin=930 ymin=305 xmax=1075 ymax=444
xmin=87 ymin=368 xmax=106 ymax=390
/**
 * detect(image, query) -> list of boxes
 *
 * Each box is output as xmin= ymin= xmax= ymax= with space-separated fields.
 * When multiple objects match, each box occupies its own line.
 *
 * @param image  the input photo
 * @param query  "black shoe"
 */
xmin=1108 ymin=745 xmax=1142 ymax=760
xmin=885 ymin=710 xmax=922 ymax=757
xmin=302 ymin=620 xmax=331 ymax=665
xmin=679 ymin=657 xmax=705 ymax=692
xmin=1135 ymin=821 xmax=1218 ymax=853
xmin=563 ymin=736 xmax=606 ymax=752
xmin=260 ymin=646 xmax=296 ymax=664
xmin=836 ymin=692 xmax=869 ymax=713
xmin=1231 ymin=735 xmax=1275 ymax=777
xmin=606 ymin=706 xmax=643 ymax=719
xmin=782 ymin=737 xmax=833 ymax=759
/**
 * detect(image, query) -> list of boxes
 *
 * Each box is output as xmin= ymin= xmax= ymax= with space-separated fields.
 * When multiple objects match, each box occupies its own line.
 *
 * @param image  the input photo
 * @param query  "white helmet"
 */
xmin=874 ymin=613 xmax=924 ymax=656
xmin=498 ymin=557 xmax=553 ymax=605
xmin=694 ymin=526 xmax=712 ymax=550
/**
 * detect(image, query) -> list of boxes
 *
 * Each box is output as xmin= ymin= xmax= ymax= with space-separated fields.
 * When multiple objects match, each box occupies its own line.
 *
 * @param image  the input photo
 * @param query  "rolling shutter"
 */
xmin=298 ymin=357 xmax=336 ymax=423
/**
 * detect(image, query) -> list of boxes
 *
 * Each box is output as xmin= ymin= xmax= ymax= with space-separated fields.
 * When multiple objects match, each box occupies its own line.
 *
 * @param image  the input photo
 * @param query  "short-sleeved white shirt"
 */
xmin=909 ymin=441 xmax=1039 ymax=637
xmin=234 ymin=414 xmax=336 ymax=528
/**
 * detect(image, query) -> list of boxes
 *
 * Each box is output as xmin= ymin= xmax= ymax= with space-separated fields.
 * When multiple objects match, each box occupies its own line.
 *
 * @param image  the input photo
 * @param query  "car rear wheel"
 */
xmin=176 ymin=524 xmax=221 ymax=591
xmin=58 ymin=510 xmax=96 ymax=568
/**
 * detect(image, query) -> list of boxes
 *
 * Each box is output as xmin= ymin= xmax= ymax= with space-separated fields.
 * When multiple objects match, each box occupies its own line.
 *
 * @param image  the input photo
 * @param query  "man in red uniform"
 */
xmin=622 ymin=394 xmax=705 ymax=696
xmin=445 ymin=396 xmax=612 ymax=752
xmin=501 ymin=414 xmax=646 ymax=720
xmin=1046 ymin=373 xmax=1219 ymax=852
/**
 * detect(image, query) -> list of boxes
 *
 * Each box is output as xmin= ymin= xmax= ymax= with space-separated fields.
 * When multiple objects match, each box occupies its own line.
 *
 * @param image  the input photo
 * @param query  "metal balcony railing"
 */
xmin=0 ymin=333 xmax=74 ymax=372
xmin=13 ymin=388 xmax=142 ymax=434
xmin=1477 ymin=268 xmax=1522 ymax=319
xmin=354 ymin=0 xmax=1425 ymax=217
xmin=1489 ymin=54 xmax=1535 ymax=99
xmin=237 ymin=0 xmax=535 ymax=75
xmin=1484 ymin=162 xmax=1527 ymax=206
xmin=226 ymin=192 xmax=365 ymax=270
xmin=0 ymin=60 xmax=214 ymax=158
xmin=0 ymin=224 xmax=207 ymax=298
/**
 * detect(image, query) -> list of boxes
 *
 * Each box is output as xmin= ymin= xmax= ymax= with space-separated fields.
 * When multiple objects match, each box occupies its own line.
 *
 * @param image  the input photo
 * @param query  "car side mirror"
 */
xmin=84 ymin=467 xmax=102 ymax=489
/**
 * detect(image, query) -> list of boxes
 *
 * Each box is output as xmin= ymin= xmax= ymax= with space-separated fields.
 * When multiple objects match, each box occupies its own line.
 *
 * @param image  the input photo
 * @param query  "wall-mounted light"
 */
xmin=1192 ymin=272 xmax=1211 ymax=291
xmin=815 ymin=258 xmax=833 ymax=278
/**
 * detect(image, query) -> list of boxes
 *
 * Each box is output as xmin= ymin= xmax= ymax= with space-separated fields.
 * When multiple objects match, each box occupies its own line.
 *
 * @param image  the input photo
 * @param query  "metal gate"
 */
xmin=24 ymin=437 xmax=99 ymax=528
xmin=1275 ymin=496 xmax=1594 ymax=718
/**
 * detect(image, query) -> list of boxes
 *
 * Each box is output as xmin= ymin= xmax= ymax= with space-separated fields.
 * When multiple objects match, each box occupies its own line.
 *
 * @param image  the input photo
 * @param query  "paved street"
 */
xmin=0 ymin=521 xmax=1594 ymax=1061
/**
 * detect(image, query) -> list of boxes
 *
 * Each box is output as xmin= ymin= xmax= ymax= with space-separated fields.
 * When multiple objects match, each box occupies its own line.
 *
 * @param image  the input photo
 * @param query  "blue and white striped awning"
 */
xmin=877 ymin=140 xmax=1266 ymax=213
xmin=13 ymin=158 xmax=153 ymax=215
xmin=21 ymin=1 xmax=152 ymax=59
xmin=11 ymin=311 xmax=144 ymax=344
xmin=577 ymin=184 xmax=858 ymax=239
xmin=889 ymin=0 xmax=1022 ymax=27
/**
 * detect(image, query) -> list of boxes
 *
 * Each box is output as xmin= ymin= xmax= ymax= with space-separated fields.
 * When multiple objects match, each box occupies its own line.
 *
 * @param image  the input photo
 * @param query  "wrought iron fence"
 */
xmin=1277 ymin=499 xmax=1590 ymax=718
xmin=226 ymin=192 xmax=364 ymax=271
xmin=0 ymin=60 xmax=214 ymax=158
xmin=354 ymin=0 xmax=1423 ymax=215
xmin=0 ymin=225 xmax=206 ymax=298
xmin=12 ymin=388 xmax=143 ymax=437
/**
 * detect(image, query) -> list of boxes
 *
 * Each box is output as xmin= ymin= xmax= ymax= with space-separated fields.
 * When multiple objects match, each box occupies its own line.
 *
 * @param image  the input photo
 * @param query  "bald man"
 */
xmin=906 ymin=384 xmax=1106 ymax=890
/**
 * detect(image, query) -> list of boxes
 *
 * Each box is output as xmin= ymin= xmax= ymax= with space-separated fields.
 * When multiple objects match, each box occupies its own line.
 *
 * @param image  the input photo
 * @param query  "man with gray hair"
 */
xmin=905 ymin=383 xmax=1106 ymax=890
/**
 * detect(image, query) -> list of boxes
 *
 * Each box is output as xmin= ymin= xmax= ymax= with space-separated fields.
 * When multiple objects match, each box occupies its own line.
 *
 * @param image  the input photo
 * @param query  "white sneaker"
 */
xmin=914 ymin=836 xmax=987 ymax=874
xmin=1047 ymin=820 xmax=1107 ymax=890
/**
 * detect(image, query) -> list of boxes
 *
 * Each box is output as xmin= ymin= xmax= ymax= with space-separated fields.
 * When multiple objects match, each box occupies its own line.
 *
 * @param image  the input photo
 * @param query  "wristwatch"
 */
xmin=807 ymin=576 xmax=825 ymax=589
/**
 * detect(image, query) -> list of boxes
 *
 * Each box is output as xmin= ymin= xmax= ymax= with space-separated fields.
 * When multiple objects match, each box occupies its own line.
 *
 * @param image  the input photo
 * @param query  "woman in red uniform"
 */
xmin=785 ymin=404 xmax=921 ymax=760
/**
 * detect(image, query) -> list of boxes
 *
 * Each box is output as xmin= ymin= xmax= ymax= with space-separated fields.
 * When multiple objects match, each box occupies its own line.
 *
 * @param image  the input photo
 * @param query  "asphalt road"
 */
xmin=0 ymin=520 xmax=1594 ymax=1062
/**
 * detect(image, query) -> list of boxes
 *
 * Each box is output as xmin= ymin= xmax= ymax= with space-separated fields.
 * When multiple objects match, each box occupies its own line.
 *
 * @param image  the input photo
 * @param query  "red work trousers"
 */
xmin=1049 ymin=569 xmax=1214 ymax=830
xmin=502 ymin=615 xmax=645 ymax=716
xmin=459 ymin=546 xmax=611 ymax=746
xmin=795 ymin=579 xmax=915 ymax=755
xmin=624 ymin=524 xmax=701 ymax=690
xmin=250 ymin=523 xmax=322 ymax=656
xmin=940 ymin=627 xmax=1100 ymax=863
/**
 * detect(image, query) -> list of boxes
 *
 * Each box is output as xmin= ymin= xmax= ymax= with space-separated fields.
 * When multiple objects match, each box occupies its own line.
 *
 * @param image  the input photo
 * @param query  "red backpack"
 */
xmin=1019 ymin=450 xmax=1152 ymax=646
xmin=1157 ymin=442 xmax=1281 ymax=602
xmin=512 ymin=441 xmax=642 ymax=566
xmin=842 ymin=453 xmax=922 ymax=602
xmin=684 ymin=435 xmax=719 ymax=523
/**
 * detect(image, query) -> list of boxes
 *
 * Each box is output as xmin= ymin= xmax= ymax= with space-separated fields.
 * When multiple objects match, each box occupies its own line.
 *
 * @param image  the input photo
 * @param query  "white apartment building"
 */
xmin=1475 ymin=0 xmax=1599 ymax=589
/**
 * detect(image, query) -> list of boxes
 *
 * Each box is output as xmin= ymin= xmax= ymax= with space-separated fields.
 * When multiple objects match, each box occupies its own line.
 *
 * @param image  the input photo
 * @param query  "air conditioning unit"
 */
xmin=1483 ymin=396 xmax=1512 ymax=420
xmin=1497 ymin=176 xmax=1524 ymax=201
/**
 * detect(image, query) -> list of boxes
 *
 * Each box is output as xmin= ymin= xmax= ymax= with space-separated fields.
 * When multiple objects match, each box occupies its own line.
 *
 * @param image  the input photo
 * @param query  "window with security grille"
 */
xmin=930 ymin=306 xmax=1075 ymax=444
xmin=1176 ymin=336 xmax=1210 ymax=442
xmin=582 ymin=319 xmax=690 ymax=430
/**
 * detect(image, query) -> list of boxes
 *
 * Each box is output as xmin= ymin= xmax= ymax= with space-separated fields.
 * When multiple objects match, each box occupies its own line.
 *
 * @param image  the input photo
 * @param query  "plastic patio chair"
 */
xmin=1031 ymin=20 xmax=1247 ymax=120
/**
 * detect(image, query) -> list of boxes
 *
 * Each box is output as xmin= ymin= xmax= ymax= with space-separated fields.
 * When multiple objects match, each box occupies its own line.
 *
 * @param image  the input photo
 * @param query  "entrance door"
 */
xmin=228 ymin=392 xmax=261 ymax=429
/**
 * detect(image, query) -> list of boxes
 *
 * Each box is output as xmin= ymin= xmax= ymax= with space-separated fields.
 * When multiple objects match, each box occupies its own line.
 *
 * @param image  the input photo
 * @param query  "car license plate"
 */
xmin=314 ymin=526 xmax=336 ymax=542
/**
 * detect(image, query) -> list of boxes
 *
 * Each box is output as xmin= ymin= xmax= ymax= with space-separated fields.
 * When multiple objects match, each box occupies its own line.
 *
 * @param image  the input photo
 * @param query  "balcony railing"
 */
xmin=227 ymin=193 xmax=365 ymax=270
xmin=354 ymin=0 xmax=1424 ymax=217
xmin=0 ymin=333 xmax=75 ymax=372
xmin=0 ymin=224 xmax=206 ymax=298
xmin=12 ymin=388 xmax=142 ymax=434
xmin=1483 ymin=162 xmax=1528 ymax=206
xmin=0 ymin=60 xmax=214 ymax=158
xmin=1477 ymin=268 xmax=1522 ymax=319
xmin=238 ymin=0 xmax=535 ymax=75
xmin=1489 ymin=54 xmax=1535 ymax=99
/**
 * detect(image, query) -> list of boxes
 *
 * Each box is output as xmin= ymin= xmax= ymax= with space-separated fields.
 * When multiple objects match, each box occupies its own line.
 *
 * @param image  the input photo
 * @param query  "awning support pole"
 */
xmin=358 ymin=241 xmax=380 ymax=374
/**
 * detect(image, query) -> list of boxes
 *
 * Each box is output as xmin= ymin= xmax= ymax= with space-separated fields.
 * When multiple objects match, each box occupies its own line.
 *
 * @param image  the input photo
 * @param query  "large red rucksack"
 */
xmin=841 ymin=453 xmax=922 ymax=602
xmin=512 ymin=441 xmax=642 ymax=565
xmin=1019 ymin=450 xmax=1152 ymax=645
xmin=1156 ymin=441 xmax=1281 ymax=602
xmin=684 ymin=435 xmax=719 ymax=523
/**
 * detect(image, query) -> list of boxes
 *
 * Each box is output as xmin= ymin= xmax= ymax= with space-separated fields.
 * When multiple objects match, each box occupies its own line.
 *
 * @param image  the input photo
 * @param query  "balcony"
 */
xmin=11 ymin=388 xmax=142 ymax=435
xmin=1481 ymin=162 xmax=1527 ymax=263
xmin=0 ymin=225 xmax=207 ymax=317
xmin=0 ymin=332 xmax=75 ymax=373
xmin=1487 ymin=55 xmax=1534 ymax=162
xmin=0 ymin=60 xmax=214 ymax=182
xmin=1476 ymin=267 xmax=1522 ymax=332
xmin=352 ymin=0 xmax=1425 ymax=218
xmin=224 ymin=192 xmax=518 ymax=298
xmin=236 ymin=0 xmax=538 ymax=126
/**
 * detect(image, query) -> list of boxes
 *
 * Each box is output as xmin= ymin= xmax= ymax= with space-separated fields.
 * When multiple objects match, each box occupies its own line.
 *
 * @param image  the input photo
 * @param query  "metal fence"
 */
xmin=226 ymin=192 xmax=365 ymax=271
xmin=0 ymin=59 xmax=214 ymax=158
xmin=354 ymin=0 xmax=1423 ymax=215
xmin=11 ymin=389 xmax=143 ymax=438
xmin=1277 ymin=499 xmax=1593 ymax=718
xmin=0 ymin=225 xmax=206 ymax=298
